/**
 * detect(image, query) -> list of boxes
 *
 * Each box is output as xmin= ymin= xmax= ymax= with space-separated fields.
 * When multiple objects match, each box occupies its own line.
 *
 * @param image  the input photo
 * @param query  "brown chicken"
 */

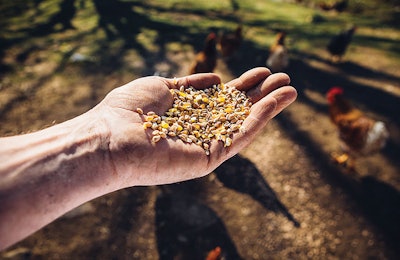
xmin=327 ymin=25 xmax=356 ymax=63
xmin=217 ymin=25 xmax=242 ymax=58
xmin=326 ymin=87 xmax=389 ymax=171
xmin=205 ymin=246 xmax=222 ymax=260
xmin=189 ymin=32 xmax=218 ymax=74
xmin=266 ymin=31 xmax=289 ymax=72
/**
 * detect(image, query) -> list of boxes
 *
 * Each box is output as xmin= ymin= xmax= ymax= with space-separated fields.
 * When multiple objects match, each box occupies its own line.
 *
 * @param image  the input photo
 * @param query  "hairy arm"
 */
xmin=0 ymin=110 xmax=118 ymax=249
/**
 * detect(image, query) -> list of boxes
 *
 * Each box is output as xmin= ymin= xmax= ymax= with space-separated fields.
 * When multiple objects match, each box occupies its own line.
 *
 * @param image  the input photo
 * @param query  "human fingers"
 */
xmin=220 ymin=85 xmax=297 ymax=157
xmin=240 ymin=86 xmax=297 ymax=141
xmin=246 ymin=72 xmax=291 ymax=103
xmin=225 ymin=67 xmax=272 ymax=91
xmin=246 ymin=85 xmax=297 ymax=127
xmin=166 ymin=73 xmax=221 ymax=89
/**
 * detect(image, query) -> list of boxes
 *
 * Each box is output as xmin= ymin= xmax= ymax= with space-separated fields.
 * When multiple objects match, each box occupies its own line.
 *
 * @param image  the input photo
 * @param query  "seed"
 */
xmin=143 ymin=121 xmax=152 ymax=129
xmin=142 ymin=83 xmax=252 ymax=155
xmin=136 ymin=107 xmax=144 ymax=114
xmin=224 ymin=107 xmax=233 ymax=113
xmin=161 ymin=121 xmax=169 ymax=129
xmin=225 ymin=137 xmax=232 ymax=147
xmin=152 ymin=135 xmax=161 ymax=143
xmin=145 ymin=115 xmax=154 ymax=121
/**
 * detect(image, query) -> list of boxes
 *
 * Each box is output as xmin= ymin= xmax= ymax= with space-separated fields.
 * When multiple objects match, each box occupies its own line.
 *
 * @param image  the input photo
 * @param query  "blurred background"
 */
xmin=1 ymin=0 xmax=399 ymax=259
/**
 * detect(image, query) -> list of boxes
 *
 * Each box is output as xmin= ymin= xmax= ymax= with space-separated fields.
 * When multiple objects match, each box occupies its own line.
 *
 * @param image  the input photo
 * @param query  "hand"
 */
xmin=93 ymin=67 xmax=297 ymax=187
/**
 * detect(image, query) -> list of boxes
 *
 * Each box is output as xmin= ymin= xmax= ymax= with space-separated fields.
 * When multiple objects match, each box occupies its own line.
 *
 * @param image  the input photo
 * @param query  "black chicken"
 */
xmin=327 ymin=25 xmax=356 ymax=63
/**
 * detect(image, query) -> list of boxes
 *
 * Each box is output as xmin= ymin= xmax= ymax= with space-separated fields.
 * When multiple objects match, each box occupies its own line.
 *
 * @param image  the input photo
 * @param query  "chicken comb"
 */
xmin=326 ymin=86 xmax=344 ymax=103
xmin=207 ymin=32 xmax=217 ymax=39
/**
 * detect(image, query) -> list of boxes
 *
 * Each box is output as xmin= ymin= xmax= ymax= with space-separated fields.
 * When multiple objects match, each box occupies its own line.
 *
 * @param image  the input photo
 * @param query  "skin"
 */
xmin=0 ymin=67 xmax=297 ymax=250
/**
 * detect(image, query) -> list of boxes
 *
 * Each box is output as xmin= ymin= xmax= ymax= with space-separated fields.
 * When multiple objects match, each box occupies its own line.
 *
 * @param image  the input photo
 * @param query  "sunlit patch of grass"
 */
xmin=143 ymin=0 xmax=233 ymax=11
xmin=136 ymin=28 xmax=160 ymax=53
xmin=73 ymin=0 xmax=98 ymax=31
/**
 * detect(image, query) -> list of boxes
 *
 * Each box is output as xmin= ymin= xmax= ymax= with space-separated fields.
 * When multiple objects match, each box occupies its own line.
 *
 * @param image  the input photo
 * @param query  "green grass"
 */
xmin=1 ymin=0 xmax=398 ymax=55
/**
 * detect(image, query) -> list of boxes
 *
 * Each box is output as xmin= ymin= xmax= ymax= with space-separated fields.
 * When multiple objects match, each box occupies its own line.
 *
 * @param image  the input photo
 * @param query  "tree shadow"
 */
xmin=155 ymin=187 xmax=243 ymax=260
xmin=0 ymin=44 xmax=83 ymax=121
xmin=85 ymin=186 xmax=154 ymax=258
xmin=214 ymin=155 xmax=300 ymax=227
xmin=21 ymin=0 xmax=77 ymax=36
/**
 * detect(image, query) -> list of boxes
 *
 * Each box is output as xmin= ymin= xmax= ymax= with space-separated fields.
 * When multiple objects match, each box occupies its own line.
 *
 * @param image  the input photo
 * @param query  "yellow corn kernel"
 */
xmin=224 ymin=107 xmax=233 ymax=113
xmin=145 ymin=115 xmax=154 ymax=121
xmin=193 ymin=130 xmax=201 ymax=138
xmin=217 ymin=96 xmax=225 ymax=103
xmin=177 ymin=125 xmax=183 ymax=131
xmin=161 ymin=121 xmax=169 ymax=129
xmin=193 ymin=123 xmax=201 ymax=130
xmin=202 ymin=97 xmax=209 ymax=103
xmin=143 ymin=121 xmax=152 ymax=129
xmin=178 ymin=91 xmax=187 ymax=97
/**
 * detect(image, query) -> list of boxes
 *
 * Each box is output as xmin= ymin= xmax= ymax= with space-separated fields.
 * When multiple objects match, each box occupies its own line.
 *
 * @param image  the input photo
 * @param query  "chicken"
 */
xmin=205 ymin=246 xmax=222 ymax=260
xmin=217 ymin=25 xmax=242 ymax=59
xmin=326 ymin=87 xmax=389 ymax=171
xmin=189 ymin=32 xmax=218 ymax=74
xmin=266 ymin=31 xmax=289 ymax=72
xmin=327 ymin=25 xmax=356 ymax=63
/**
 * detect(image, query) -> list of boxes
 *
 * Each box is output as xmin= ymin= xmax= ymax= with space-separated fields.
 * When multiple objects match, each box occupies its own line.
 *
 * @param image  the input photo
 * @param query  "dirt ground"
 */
xmin=1 ymin=3 xmax=400 ymax=260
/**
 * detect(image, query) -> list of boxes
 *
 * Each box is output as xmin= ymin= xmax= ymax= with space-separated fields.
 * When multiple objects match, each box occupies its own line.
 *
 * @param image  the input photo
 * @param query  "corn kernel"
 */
xmin=224 ymin=107 xmax=233 ymax=113
xmin=142 ymin=83 xmax=251 ymax=156
xmin=193 ymin=123 xmax=201 ymax=130
xmin=161 ymin=121 xmax=169 ymax=129
xmin=145 ymin=115 xmax=154 ymax=121
xmin=143 ymin=121 xmax=152 ymax=129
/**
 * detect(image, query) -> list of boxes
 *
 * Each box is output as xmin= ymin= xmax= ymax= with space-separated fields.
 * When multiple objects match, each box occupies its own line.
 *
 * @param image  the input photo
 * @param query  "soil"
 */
xmin=1 ymin=4 xmax=400 ymax=260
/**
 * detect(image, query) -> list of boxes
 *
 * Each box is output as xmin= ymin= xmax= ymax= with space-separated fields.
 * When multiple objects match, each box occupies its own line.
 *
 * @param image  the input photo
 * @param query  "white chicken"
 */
xmin=266 ymin=31 xmax=289 ymax=72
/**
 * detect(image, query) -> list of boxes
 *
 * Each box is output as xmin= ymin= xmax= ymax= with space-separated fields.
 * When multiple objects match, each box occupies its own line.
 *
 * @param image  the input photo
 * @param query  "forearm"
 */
xmin=0 ymin=110 xmax=115 ymax=250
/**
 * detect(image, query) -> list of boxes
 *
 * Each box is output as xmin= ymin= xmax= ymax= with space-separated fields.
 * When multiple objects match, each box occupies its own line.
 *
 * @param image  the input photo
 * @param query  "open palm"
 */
xmin=95 ymin=67 xmax=297 ymax=187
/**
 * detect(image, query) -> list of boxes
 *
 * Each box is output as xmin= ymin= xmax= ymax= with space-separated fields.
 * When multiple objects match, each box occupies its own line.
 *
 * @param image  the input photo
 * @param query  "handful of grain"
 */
xmin=140 ymin=83 xmax=252 ymax=155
